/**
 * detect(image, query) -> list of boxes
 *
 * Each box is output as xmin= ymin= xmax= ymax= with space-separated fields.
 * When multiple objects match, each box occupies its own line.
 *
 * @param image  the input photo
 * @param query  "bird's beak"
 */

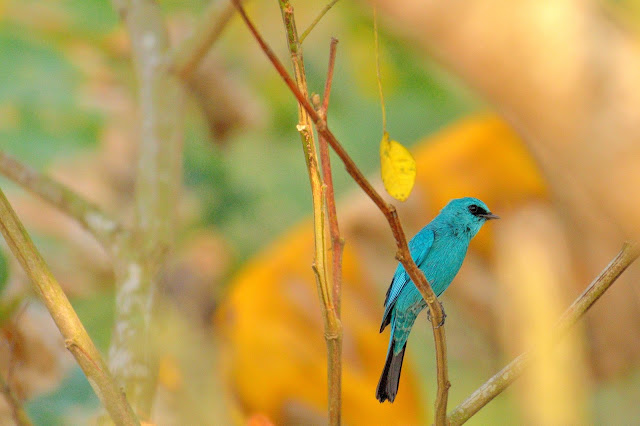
xmin=480 ymin=213 xmax=500 ymax=220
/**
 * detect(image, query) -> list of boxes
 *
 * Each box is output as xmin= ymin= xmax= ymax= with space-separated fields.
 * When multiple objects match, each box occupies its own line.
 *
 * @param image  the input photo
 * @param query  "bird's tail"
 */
xmin=376 ymin=337 xmax=407 ymax=403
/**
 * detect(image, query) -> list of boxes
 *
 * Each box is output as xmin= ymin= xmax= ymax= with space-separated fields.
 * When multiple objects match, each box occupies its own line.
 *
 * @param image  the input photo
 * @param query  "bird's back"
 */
xmin=419 ymin=222 xmax=471 ymax=296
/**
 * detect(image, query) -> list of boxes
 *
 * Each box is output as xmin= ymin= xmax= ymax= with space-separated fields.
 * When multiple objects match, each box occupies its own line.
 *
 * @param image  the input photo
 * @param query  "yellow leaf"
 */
xmin=380 ymin=132 xmax=416 ymax=201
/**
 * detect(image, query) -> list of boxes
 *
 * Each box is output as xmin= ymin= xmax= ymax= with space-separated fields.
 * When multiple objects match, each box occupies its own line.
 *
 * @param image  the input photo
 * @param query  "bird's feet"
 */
xmin=426 ymin=302 xmax=447 ymax=328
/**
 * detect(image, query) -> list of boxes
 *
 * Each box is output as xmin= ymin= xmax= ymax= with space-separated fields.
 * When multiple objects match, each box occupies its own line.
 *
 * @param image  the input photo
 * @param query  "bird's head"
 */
xmin=438 ymin=197 xmax=499 ymax=238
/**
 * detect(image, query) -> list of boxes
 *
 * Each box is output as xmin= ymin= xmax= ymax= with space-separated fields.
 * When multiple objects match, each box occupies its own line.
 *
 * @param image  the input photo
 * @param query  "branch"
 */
xmin=109 ymin=0 xmax=185 ymax=418
xmin=0 ymin=151 xmax=123 ymax=250
xmin=277 ymin=2 xmax=342 ymax=424
xmin=232 ymin=1 xmax=449 ymax=422
xmin=448 ymin=241 xmax=640 ymax=425
xmin=299 ymin=0 xmax=340 ymax=44
xmin=316 ymin=38 xmax=342 ymax=313
xmin=0 ymin=187 xmax=139 ymax=425
xmin=169 ymin=0 xmax=237 ymax=79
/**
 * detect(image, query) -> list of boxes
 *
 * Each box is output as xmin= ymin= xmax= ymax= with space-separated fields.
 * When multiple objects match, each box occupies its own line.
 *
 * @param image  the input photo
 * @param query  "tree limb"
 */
xmin=168 ymin=0 xmax=237 ymax=80
xmin=109 ymin=0 xmax=185 ymax=418
xmin=448 ymin=241 xmax=640 ymax=425
xmin=0 ymin=187 xmax=139 ymax=426
xmin=0 ymin=151 xmax=123 ymax=251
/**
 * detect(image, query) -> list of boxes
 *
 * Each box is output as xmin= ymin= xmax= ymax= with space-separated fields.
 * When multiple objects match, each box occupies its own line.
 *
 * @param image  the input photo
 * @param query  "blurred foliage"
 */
xmin=1 ymin=0 xmax=640 ymax=425
xmin=26 ymin=366 xmax=99 ymax=426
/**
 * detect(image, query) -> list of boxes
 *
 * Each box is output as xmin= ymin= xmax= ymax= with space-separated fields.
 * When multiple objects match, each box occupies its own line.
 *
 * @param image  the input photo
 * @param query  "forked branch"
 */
xmin=231 ymin=1 xmax=449 ymax=423
xmin=276 ymin=2 xmax=342 ymax=423
xmin=0 ymin=187 xmax=138 ymax=425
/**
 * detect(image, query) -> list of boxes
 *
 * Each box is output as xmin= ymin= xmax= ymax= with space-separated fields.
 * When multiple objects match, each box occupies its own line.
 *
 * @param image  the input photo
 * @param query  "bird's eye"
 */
xmin=468 ymin=204 xmax=488 ymax=216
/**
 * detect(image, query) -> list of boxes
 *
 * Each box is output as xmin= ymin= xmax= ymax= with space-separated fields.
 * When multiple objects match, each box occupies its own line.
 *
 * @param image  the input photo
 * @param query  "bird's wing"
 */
xmin=380 ymin=228 xmax=435 ymax=332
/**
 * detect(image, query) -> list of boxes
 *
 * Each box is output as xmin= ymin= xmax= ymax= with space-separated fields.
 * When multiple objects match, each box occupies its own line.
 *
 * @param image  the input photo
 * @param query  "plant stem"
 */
xmin=447 ymin=241 xmax=639 ymax=425
xmin=277 ymin=2 xmax=342 ymax=424
xmin=299 ymin=0 xmax=340 ymax=44
xmin=169 ymin=0 xmax=237 ymax=79
xmin=318 ymin=38 xmax=342 ymax=312
xmin=0 ymin=187 xmax=138 ymax=425
xmin=373 ymin=7 xmax=387 ymax=133
xmin=232 ymin=2 xmax=449 ymax=422
xmin=109 ymin=0 xmax=185 ymax=419
xmin=0 ymin=151 xmax=122 ymax=250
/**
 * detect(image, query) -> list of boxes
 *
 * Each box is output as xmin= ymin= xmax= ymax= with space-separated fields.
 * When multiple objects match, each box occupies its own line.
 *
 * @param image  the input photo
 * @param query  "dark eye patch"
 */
xmin=468 ymin=204 xmax=488 ymax=216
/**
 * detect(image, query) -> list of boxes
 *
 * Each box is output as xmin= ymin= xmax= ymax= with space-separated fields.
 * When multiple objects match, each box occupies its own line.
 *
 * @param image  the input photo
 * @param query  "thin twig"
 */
xmin=277 ymin=2 xmax=342 ymax=424
xmin=232 ymin=1 xmax=449 ymax=423
xmin=0 ymin=151 xmax=123 ymax=250
xmin=373 ymin=7 xmax=387 ymax=133
xmin=318 ymin=38 xmax=342 ymax=311
xmin=0 ymin=187 xmax=139 ymax=425
xmin=321 ymin=38 xmax=338 ymax=115
xmin=0 ymin=368 xmax=32 ymax=426
xmin=299 ymin=0 xmax=340 ymax=44
xmin=169 ymin=0 xmax=237 ymax=79
xmin=448 ymin=241 xmax=640 ymax=425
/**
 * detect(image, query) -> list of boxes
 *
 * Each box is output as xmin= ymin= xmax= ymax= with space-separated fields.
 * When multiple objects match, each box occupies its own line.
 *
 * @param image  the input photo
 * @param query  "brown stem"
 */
xmin=448 ymin=242 xmax=640 ymax=425
xmin=0 ymin=187 xmax=138 ymax=425
xmin=169 ymin=0 xmax=237 ymax=79
xmin=277 ymin=2 xmax=342 ymax=424
xmin=232 ymin=1 xmax=449 ymax=422
xmin=318 ymin=38 xmax=342 ymax=312
xmin=0 ymin=151 xmax=122 ymax=250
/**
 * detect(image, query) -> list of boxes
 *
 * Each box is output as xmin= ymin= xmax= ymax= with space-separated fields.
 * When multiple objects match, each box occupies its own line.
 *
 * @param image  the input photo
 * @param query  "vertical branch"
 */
xmin=276 ymin=2 xmax=342 ymax=424
xmin=317 ymin=38 xmax=343 ymax=313
xmin=109 ymin=0 xmax=185 ymax=419
xmin=231 ymin=2 xmax=449 ymax=422
xmin=0 ymin=188 xmax=138 ymax=425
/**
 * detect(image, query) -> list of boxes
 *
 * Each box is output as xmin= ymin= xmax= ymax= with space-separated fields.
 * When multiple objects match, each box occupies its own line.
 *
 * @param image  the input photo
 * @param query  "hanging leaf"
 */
xmin=380 ymin=132 xmax=416 ymax=201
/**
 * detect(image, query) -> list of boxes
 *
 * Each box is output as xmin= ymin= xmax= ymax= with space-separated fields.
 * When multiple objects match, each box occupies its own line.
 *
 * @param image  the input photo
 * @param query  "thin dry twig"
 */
xmin=169 ymin=0 xmax=237 ymax=79
xmin=299 ymin=0 xmax=340 ymax=44
xmin=0 ymin=151 xmax=122 ymax=250
xmin=231 ymin=1 xmax=450 ymax=423
xmin=0 ymin=187 xmax=138 ymax=425
xmin=448 ymin=241 xmax=640 ymax=425
xmin=318 ymin=38 xmax=342 ymax=311
xmin=276 ymin=2 xmax=342 ymax=424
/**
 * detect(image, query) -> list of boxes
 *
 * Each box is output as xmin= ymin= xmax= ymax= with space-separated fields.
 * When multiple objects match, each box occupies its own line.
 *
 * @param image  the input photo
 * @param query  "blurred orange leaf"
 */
xmin=158 ymin=355 xmax=182 ymax=392
xmin=246 ymin=413 xmax=275 ymax=426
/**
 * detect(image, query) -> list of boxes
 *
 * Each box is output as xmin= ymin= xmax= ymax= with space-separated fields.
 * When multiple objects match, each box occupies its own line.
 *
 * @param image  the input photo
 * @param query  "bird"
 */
xmin=376 ymin=197 xmax=499 ymax=403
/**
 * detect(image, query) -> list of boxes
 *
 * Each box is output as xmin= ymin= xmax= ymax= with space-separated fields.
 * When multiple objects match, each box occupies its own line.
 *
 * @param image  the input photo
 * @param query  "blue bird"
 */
xmin=376 ymin=197 xmax=499 ymax=403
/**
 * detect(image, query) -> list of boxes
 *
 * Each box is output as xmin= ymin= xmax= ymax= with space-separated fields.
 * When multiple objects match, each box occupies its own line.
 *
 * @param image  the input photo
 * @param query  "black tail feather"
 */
xmin=376 ymin=341 xmax=407 ymax=403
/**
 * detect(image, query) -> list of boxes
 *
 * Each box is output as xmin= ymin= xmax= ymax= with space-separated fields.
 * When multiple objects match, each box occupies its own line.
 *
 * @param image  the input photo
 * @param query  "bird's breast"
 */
xmin=420 ymin=236 xmax=469 ymax=296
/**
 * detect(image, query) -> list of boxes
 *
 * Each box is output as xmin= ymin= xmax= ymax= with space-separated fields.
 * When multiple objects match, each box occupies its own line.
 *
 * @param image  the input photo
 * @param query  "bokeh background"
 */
xmin=1 ymin=0 xmax=640 ymax=424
